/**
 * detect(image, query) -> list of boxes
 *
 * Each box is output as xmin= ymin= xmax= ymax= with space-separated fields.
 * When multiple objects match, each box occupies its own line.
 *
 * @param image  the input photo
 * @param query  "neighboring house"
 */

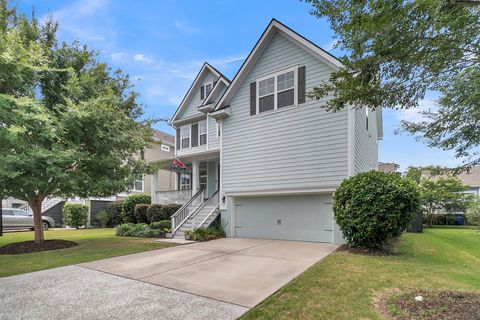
xmin=452 ymin=166 xmax=480 ymax=196
xmin=167 ymin=19 xmax=382 ymax=244
xmin=5 ymin=128 xmax=176 ymax=226
xmin=378 ymin=162 xmax=400 ymax=173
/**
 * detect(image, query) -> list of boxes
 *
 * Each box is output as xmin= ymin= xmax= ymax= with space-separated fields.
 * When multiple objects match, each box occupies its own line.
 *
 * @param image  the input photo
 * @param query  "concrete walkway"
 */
xmin=81 ymin=238 xmax=338 ymax=308
xmin=0 ymin=238 xmax=337 ymax=320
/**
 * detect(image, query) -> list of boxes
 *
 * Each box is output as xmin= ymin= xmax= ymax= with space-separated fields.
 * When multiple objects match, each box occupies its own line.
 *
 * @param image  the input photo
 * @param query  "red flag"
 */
xmin=173 ymin=158 xmax=188 ymax=170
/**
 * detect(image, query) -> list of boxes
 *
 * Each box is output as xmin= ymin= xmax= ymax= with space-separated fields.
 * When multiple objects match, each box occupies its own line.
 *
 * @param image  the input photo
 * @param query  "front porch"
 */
xmin=153 ymin=153 xmax=220 ymax=205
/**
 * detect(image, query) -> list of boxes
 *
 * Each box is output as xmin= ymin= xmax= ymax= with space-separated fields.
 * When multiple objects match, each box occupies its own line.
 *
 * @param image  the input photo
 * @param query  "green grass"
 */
xmin=0 ymin=228 xmax=174 ymax=277
xmin=242 ymin=227 xmax=480 ymax=320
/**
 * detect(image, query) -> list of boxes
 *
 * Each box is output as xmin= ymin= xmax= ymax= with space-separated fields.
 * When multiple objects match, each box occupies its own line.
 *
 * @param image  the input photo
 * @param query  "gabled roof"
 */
xmin=214 ymin=19 xmax=343 ymax=111
xmin=201 ymin=76 xmax=230 ymax=107
xmin=171 ymin=62 xmax=223 ymax=122
xmin=151 ymin=128 xmax=175 ymax=146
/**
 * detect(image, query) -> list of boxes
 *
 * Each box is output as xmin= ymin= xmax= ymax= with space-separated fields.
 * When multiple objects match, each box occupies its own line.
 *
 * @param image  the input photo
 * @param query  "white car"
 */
xmin=1 ymin=208 xmax=55 ymax=230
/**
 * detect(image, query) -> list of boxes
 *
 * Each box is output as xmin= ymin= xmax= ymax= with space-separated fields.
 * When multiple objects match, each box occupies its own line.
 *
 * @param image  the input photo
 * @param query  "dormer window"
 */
xmin=201 ymin=81 xmax=214 ymax=100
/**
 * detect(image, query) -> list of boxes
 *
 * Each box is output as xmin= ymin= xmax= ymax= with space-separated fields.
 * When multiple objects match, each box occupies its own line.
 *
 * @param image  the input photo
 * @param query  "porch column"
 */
xmin=151 ymin=170 xmax=158 ymax=204
xmin=192 ymin=161 xmax=199 ymax=194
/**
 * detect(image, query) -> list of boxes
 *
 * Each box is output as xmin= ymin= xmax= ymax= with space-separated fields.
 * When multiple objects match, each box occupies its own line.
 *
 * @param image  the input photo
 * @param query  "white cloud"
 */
xmin=42 ymin=0 xmax=116 ymax=45
xmin=110 ymin=52 xmax=127 ymax=62
xmin=133 ymin=54 xmax=154 ymax=64
xmin=209 ymin=55 xmax=247 ymax=69
xmin=174 ymin=20 xmax=202 ymax=34
xmin=395 ymin=99 xmax=437 ymax=123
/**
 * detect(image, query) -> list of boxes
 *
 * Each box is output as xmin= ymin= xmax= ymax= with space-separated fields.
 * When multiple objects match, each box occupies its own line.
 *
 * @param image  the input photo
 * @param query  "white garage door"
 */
xmin=234 ymin=195 xmax=333 ymax=243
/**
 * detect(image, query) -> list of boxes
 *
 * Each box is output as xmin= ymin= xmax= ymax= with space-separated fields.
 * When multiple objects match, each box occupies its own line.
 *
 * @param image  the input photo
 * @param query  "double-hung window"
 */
xmin=203 ymin=81 xmax=213 ymax=99
xmin=132 ymin=179 xmax=144 ymax=192
xmin=257 ymin=68 xmax=296 ymax=114
xmin=181 ymin=125 xmax=190 ymax=148
xmin=199 ymin=120 xmax=207 ymax=145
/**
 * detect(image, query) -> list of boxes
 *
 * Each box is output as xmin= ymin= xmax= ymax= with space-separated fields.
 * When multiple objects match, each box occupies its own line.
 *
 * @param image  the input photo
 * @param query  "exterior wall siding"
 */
xmin=353 ymin=106 xmax=379 ymax=174
xmin=221 ymin=32 xmax=349 ymax=194
xmin=177 ymin=72 xmax=218 ymax=119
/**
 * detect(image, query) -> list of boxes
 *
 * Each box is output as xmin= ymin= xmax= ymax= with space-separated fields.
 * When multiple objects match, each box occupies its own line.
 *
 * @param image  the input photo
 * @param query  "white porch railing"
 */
xmin=192 ymin=191 xmax=220 ymax=230
xmin=171 ymin=190 xmax=204 ymax=233
xmin=18 ymin=197 xmax=64 ymax=214
xmin=155 ymin=190 xmax=192 ymax=205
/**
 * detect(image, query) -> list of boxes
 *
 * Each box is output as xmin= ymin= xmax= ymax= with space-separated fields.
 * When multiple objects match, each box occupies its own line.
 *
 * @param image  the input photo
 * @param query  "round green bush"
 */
xmin=96 ymin=209 xmax=109 ymax=228
xmin=334 ymin=171 xmax=420 ymax=249
xmin=62 ymin=203 xmax=89 ymax=228
xmin=106 ymin=201 xmax=123 ymax=226
xmin=121 ymin=194 xmax=151 ymax=223
xmin=162 ymin=204 xmax=182 ymax=219
xmin=146 ymin=204 xmax=163 ymax=223
xmin=134 ymin=204 xmax=149 ymax=224
xmin=150 ymin=220 xmax=171 ymax=230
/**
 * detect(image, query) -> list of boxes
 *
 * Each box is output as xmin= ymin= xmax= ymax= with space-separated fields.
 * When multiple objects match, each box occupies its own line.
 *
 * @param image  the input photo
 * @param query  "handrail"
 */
xmin=171 ymin=190 xmax=205 ymax=233
xmin=191 ymin=191 xmax=219 ymax=230
xmin=198 ymin=204 xmax=220 ymax=229
xmin=171 ymin=189 xmax=203 ymax=219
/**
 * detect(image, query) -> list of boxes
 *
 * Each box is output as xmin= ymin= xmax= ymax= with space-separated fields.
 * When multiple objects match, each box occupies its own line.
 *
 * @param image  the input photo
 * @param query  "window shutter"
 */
xmin=250 ymin=82 xmax=256 ymax=115
xmin=298 ymin=66 xmax=306 ymax=104
xmin=176 ymin=128 xmax=180 ymax=150
xmin=191 ymin=124 xmax=199 ymax=147
xmin=200 ymin=86 xmax=205 ymax=100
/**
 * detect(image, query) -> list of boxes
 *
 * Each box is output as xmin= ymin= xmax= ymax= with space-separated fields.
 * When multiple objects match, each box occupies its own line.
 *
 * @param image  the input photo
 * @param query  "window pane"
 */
xmin=259 ymin=77 xmax=274 ymax=97
xmin=182 ymin=138 xmax=190 ymax=148
xmin=278 ymin=89 xmax=294 ymax=108
xmin=200 ymin=134 xmax=207 ymax=145
xmin=180 ymin=173 xmax=191 ymax=190
xmin=259 ymin=94 xmax=274 ymax=113
xmin=134 ymin=181 xmax=143 ymax=191
xmin=199 ymin=162 xmax=207 ymax=191
xmin=205 ymin=83 xmax=212 ymax=97
xmin=199 ymin=120 xmax=207 ymax=134
xmin=277 ymin=71 xmax=294 ymax=91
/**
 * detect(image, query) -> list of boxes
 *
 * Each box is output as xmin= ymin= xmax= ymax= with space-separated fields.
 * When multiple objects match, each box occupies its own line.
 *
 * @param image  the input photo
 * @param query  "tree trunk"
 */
xmin=30 ymin=197 xmax=44 ymax=244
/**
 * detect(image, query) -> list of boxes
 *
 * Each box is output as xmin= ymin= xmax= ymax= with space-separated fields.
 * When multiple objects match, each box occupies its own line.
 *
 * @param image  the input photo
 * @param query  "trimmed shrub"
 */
xmin=162 ymin=204 xmax=182 ymax=219
xmin=191 ymin=225 xmax=226 ymax=242
xmin=122 ymin=194 xmax=151 ymax=223
xmin=466 ymin=213 xmax=480 ymax=226
xmin=115 ymin=223 xmax=164 ymax=238
xmin=146 ymin=204 xmax=163 ymax=223
xmin=106 ymin=201 xmax=124 ymax=226
xmin=150 ymin=220 xmax=171 ymax=230
xmin=134 ymin=204 xmax=149 ymax=224
xmin=334 ymin=171 xmax=420 ymax=249
xmin=96 ymin=209 xmax=109 ymax=228
xmin=63 ymin=203 xmax=89 ymax=228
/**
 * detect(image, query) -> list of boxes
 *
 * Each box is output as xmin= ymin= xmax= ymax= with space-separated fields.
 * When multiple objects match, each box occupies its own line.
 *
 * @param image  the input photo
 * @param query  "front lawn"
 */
xmin=242 ymin=227 xmax=480 ymax=319
xmin=0 ymin=228 xmax=174 ymax=277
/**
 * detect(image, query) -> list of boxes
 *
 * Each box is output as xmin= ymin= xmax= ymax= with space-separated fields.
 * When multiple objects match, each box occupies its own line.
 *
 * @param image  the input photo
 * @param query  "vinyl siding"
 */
xmin=177 ymin=72 xmax=218 ymax=119
xmin=221 ymin=31 xmax=349 ymax=193
xmin=353 ymin=106 xmax=379 ymax=174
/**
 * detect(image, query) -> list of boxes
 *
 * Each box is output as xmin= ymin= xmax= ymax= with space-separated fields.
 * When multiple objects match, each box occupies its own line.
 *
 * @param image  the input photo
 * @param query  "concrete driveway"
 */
xmin=0 ymin=238 xmax=337 ymax=320
xmin=81 ymin=238 xmax=338 ymax=308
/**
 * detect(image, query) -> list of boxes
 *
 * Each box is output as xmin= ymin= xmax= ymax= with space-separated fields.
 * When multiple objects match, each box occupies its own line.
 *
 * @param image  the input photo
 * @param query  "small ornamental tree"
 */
xmin=333 ymin=171 xmax=420 ymax=249
xmin=121 ymin=194 xmax=151 ymax=223
xmin=0 ymin=2 xmax=151 ymax=243
xmin=63 ymin=203 xmax=88 ymax=229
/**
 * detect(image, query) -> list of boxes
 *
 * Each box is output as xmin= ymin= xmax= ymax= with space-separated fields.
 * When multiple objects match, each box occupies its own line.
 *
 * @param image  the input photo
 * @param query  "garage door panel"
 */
xmin=235 ymin=195 xmax=332 ymax=243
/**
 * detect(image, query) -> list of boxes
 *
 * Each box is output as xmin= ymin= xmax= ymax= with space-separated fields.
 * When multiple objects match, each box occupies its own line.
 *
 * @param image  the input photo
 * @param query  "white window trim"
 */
xmin=203 ymin=81 xmax=214 ymax=100
xmin=256 ymin=66 xmax=297 ymax=115
xmin=133 ymin=179 xmax=144 ymax=192
xmin=199 ymin=120 xmax=207 ymax=146
xmin=180 ymin=125 xmax=191 ymax=149
xmin=160 ymin=144 xmax=170 ymax=152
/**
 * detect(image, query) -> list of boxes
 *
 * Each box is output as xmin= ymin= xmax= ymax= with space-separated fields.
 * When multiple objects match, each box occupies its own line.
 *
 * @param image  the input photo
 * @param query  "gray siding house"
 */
xmin=167 ymin=19 xmax=382 ymax=244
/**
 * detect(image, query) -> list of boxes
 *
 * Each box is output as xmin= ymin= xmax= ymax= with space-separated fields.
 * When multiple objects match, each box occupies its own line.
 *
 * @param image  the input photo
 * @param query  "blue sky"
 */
xmin=16 ymin=0 xmax=462 ymax=171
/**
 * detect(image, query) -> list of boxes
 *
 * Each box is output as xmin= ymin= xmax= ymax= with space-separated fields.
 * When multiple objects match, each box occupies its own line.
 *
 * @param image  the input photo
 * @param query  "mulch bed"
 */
xmin=337 ymin=238 xmax=400 ymax=256
xmin=0 ymin=239 xmax=79 ymax=255
xmin=375 ymin=289 xmax=480 ymax=320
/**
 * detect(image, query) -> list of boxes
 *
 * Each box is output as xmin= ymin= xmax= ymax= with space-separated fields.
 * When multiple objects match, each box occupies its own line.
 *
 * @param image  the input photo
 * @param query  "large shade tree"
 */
xmin=305 ymin=0 xmax=480 ymax=170
xmin=0 ymin=1 xmax=151 ymax=243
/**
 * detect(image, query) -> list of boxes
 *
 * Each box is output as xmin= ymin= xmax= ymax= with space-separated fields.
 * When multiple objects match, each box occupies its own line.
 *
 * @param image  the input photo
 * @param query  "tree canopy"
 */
xmin=0 ymin=0 xmax=151 ymax=242
xmin=306 ymin=0 xmax=480 ymax=169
